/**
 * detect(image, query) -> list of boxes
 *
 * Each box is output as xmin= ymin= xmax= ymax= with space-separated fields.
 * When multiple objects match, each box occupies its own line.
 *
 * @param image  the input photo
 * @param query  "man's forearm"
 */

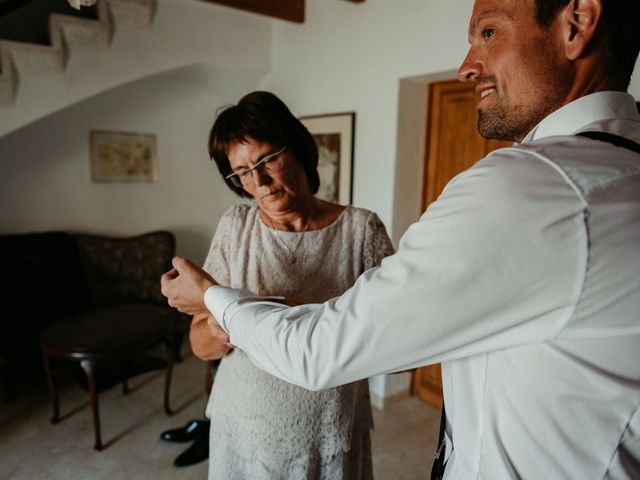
xmin=202 ymin=274 xmax=418 ymax=391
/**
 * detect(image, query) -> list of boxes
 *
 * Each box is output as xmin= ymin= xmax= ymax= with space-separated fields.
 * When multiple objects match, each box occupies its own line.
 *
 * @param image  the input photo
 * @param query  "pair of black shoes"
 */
xmin=160 ymin=419 xmax=210 ymax=467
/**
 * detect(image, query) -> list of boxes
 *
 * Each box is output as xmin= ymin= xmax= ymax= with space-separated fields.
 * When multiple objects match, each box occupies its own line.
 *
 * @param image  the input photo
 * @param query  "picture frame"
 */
xmin=299 ymin=112 xmax=355 ymax=205
xmin=89 ymin=129 xmax=158 ymax=183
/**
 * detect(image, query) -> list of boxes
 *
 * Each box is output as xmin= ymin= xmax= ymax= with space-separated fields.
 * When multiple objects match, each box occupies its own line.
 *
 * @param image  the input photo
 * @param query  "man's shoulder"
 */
xmin=440 ymin=142 xmax=575 ymax=205
xmin=477 ymin=134 xmax=632 ymax=172
xmin=476 ymin=134 xmax=640 ymax=198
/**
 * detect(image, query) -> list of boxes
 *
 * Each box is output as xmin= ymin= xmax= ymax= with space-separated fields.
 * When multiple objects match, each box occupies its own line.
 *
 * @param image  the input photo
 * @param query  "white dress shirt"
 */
xmin=205 ymin=92 xmax=640 ymax=479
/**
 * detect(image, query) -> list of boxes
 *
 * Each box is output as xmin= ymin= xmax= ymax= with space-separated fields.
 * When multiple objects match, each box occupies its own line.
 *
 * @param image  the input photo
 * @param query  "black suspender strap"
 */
xmin=430 ymin=405 xmax=447 ymax=480
xmin=576 ymin=131 xmax=640 ymax=155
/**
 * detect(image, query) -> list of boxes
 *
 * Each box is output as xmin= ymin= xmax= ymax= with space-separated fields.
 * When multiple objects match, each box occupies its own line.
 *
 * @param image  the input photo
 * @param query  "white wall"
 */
xmin=0 ymin=63 xmax=267 ymax=262
xmin=0 ymin=1 xmax=272 ymax=263
xmin=630 ymin=66 xmax=640 ymax=98
xmin=0 ymin=0 xmax=273 ymax=138
xmin=262 ymin=0 xmax=476 ymax=231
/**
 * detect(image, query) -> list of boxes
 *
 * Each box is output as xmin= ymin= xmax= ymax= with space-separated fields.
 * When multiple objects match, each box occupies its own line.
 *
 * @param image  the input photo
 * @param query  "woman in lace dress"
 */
xmin=189 ymin=91 xmax=394 ymax=479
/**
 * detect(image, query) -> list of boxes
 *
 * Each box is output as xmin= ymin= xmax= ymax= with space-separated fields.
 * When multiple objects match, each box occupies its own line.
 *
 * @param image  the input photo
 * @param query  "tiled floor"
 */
xmin=0 ymin=352 xmax=439 ymax=480
xmin=371 ymin=394 xmax=439 ymax=480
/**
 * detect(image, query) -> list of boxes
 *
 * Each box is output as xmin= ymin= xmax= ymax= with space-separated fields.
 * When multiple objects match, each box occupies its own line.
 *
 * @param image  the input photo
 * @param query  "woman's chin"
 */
xmin=258 ymin=194 xmax=292 ymax=213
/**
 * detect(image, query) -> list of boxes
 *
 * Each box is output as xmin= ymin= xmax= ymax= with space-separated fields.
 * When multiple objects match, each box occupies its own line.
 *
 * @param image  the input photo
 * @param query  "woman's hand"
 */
xmin=189 ymin=313 xmax=231 ymax=361
xmin=161 ymin=256 xmax=216 ymax=315
xmin=207 ymin=316 xmax=235 ymax=350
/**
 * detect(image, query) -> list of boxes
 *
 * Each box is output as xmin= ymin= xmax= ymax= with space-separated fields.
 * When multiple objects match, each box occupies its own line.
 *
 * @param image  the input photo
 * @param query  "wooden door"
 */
xmin=412 ymin=79 xmax=511 ymax=408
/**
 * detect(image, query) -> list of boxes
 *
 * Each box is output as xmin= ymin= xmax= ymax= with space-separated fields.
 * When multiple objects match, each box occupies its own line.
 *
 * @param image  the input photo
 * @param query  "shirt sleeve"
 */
xmin=207 ymin=149 xmax=588 ymax=391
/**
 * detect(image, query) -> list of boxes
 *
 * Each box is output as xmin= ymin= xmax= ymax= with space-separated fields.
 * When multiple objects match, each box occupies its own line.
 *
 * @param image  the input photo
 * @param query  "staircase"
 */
xmin=0 ymin=0 xmax=154 ymax=103
xmin=0 ymin=0 xmax=153 ymax=136
xmin=0 ymin=0 xmax=272 ymax=138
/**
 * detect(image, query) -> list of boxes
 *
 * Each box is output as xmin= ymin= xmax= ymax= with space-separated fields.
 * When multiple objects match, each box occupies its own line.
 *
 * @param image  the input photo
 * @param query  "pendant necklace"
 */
xmin=265 ymin=205 xmax=315 ymax=263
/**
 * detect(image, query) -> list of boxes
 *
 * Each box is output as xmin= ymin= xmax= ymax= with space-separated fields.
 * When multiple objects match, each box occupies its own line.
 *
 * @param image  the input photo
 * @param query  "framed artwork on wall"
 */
xmin=299 ymin=112 xmax=355 ymax=205
xmin=89 ymin=130 xmax=158 ymax=183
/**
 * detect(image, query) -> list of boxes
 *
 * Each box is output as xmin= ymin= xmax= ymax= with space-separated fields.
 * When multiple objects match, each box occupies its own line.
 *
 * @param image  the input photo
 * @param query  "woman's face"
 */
xmin=227 ymin=139 xmax=312 ymax=216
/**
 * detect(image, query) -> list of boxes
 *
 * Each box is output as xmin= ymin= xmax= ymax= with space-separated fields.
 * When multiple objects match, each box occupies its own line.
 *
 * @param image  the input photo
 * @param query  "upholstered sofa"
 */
xmin=0 ymin=230 xmax=188 ymax=399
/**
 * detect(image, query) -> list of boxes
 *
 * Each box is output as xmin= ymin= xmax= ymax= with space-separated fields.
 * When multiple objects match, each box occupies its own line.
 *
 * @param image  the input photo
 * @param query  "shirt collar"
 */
xmin=522 ymin=91 xmax=639 ymax=144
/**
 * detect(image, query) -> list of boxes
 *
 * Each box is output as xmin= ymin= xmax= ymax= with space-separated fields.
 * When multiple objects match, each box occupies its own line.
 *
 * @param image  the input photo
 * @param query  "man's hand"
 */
xmin=160 ymin=256 xmax=216 ymax=315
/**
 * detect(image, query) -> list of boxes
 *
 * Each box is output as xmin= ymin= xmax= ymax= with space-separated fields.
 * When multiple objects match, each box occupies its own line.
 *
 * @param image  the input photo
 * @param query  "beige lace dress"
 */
xmin=203 ymin=203 xmax=394 ymax=480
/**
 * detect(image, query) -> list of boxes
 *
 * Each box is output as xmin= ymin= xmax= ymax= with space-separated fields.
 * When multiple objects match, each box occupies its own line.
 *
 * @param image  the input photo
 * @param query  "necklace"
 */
xmin=264 ymin=205 xmax=315 ymax=263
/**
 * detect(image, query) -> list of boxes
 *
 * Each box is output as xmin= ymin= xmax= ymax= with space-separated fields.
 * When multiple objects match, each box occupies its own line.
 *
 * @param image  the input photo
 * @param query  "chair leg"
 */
xmin=163 ymin=342 xmax=175 ymax=416
xmin=42 ymin=354 xmax=60 ymax=424
xmin=80 ymin=359 xmax=103 ymax=451
xmin=122 ymin=378 xmax=130 ymax=395
xmin=171 ymin=330 xmax=185 ymax=363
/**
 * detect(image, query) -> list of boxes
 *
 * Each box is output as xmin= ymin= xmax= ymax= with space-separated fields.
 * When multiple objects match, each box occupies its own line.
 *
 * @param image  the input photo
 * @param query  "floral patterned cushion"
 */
xmin=75 ymin=231 xmax=175 ymax=307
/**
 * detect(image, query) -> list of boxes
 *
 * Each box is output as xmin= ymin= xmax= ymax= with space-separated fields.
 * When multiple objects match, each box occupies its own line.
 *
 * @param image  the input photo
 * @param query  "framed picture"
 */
xmin=299 ymin=112 xmax=355 ymax=204
xmin=89 ymin=130 xmax=158 ymax=183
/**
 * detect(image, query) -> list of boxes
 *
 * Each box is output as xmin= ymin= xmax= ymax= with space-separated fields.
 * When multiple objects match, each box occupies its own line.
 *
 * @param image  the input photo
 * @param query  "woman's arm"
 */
xmin=185 ymin=207 xmax=236 ymax=359
xmin=189 ymin=313 xmax=231 ymax=360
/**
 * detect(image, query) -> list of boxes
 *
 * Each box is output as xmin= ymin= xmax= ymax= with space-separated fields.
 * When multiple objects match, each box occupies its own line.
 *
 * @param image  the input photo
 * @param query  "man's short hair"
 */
xmin=534 ymin=0 xmax=640 ymax=88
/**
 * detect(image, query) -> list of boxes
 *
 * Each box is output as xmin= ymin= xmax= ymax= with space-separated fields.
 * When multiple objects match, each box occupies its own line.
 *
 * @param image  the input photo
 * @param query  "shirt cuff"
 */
xmin=203 ymin=286 xmax=284 ymax=332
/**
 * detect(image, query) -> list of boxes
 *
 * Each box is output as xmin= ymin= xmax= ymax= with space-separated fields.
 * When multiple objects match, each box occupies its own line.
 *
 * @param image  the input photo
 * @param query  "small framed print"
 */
xmin=300 ymin=112 xmax=355 ymax=204
xmin=90 ymin=130 xmax=158 ymax=183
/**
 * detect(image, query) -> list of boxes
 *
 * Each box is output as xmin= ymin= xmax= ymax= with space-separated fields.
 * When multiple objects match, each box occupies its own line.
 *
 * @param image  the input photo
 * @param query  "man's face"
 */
xmin=458 ymin=0 xmax=573 ymax=142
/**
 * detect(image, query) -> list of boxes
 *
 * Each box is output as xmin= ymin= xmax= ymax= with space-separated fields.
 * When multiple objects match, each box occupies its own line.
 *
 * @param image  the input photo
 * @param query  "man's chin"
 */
xmin=477 ymin=114 xmax=500 ymax=140
xmin=478 ymin=111 xmax=515 ymax=142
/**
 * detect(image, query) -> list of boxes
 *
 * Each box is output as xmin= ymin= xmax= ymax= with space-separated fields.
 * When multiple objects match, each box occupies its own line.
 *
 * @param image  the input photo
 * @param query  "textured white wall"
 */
xmin=0 ymin=0 xmax=273 ymax=137
xmin=0 ymin=0 xmax=271 ymax=263
xmin=0 ymin=63 xmax=266 ymax=262
xmin=262 ymin=0 xmax=476 ymax=230
xmin=630 ymin=66 xmax=640 ymax=98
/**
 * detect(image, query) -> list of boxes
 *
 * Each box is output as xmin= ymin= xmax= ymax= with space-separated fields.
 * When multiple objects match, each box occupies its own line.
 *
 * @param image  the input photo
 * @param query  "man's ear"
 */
xmin=561 ymin=0 xmax=602 ymax=60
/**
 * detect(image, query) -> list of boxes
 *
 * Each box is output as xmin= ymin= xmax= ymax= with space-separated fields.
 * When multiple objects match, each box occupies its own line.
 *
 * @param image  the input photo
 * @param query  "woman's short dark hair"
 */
xmin=534 ymin=0 xmax=640 ymax=88
xmin=208 ymin=91 xmax=319 ymax=198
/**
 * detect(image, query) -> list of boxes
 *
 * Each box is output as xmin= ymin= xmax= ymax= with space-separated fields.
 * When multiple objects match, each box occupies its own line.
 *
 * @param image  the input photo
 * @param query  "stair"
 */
xmin=0 ymin=0 xmax=272 ymax=139
xmin=0 ymin=0 xmax=153 ymax=105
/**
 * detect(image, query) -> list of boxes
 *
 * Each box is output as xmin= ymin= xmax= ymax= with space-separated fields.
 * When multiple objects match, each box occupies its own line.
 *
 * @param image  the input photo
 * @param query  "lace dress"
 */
xmin=203 ymin=203 xmax=394 ymax=479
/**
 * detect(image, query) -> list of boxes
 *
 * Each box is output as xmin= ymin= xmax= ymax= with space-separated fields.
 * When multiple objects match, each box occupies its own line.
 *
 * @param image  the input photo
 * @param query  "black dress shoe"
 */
xmin=160 ymin=419 xmax=210 ymax=443
xmin=174 ymin=433 xmax=209 ymax=467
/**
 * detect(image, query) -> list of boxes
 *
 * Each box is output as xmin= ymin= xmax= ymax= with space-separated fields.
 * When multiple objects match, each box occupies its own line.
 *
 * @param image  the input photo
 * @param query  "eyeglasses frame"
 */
xmin=224 ymin=146 xmax=287 ymax=188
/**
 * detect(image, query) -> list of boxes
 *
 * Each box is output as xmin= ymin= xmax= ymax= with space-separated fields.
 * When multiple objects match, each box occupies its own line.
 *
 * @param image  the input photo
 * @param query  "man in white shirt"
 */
xmin=161 ymin=0 xmax=640 ymax=478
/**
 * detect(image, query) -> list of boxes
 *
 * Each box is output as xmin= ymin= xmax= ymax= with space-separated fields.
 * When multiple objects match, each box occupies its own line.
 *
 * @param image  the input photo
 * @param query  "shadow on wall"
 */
xmin=170 ymin=226 xmax=215 ymax=267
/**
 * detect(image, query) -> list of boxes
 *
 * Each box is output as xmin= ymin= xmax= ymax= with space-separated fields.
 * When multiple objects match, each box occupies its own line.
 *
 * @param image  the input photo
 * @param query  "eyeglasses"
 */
xmin=225 ymin=146 xmax=287 ymax=188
